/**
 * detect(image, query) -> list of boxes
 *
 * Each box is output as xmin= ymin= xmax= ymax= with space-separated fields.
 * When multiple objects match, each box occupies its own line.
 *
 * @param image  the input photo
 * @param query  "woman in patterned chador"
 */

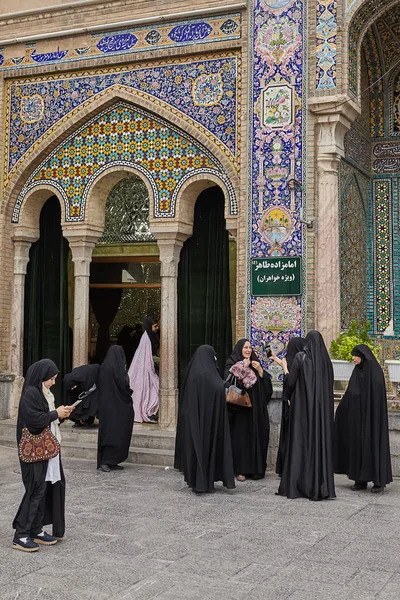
xmin=13 ymin=359 xmax=73 ymax=552
xmin=334 ymin=345 xmax=392 ymax=493
xmin=224 ymin=339 xmax=273 ymax=482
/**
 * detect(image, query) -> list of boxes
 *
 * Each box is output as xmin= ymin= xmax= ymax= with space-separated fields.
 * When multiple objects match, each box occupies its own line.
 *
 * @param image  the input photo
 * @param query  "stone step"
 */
xmin=0 ymin=419 xmax=175 ymax=468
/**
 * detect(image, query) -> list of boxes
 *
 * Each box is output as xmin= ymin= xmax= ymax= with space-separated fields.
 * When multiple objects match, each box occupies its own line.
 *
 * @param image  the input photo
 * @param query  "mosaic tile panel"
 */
xmin=373 ymin=178 xmax=393 ymax=333
xmin=363 ymin=27 xmax=384 ymax=138
xmin=348 ymin=0 xmax=394 ymax=95
xmin=339 ymin=169 xmax=368 ymax=328
xmin=249 ymin=0 xmax=306 ymax=383
xmin=373 ymin=141 xmax=400 ymax=173
xmin=316 ymin=0 xmax=337 ymax=90
xmin=13 ymin=103 xmax=237 ymax=222
xmin=0 ymin=14 xmax=241 ymax=73
xmin=344 ymin=126 xmax=371 ymax=173
xmin=391 ymin=70 xmax=400 ymax=135
xmin=5 ymin=53 xmax=240 ymax=185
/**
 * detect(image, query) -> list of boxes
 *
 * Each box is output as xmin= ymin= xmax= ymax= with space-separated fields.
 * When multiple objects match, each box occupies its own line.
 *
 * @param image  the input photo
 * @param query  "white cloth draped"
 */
xmin=128 ymin=331 xmax=159 ymax=423
xmin=42 ymin=383 xmax=61 ymax=484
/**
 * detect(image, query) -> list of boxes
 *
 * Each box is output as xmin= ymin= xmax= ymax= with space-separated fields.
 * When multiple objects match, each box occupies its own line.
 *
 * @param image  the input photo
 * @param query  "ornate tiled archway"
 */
xmin=12 ymin=101 xmax=237 ymax=223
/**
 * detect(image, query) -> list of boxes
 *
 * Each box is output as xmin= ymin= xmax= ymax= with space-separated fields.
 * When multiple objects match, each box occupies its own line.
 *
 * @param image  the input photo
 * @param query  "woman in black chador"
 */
xmin=64 ymin=364 xmax=100 ymax=427
xmin=13 ymin=359 xmax=73 ymax=552
xmin=275 ymin=337 xmax=306 ymax=477
xmin=334 ymin=345 xmax=392 ymax=493
xmin=224 ymin=339 xmax=273 ymax=481
xmin=277 ymin=330 xmax=336 ymax=500
xmin=97 ymin=345 xmax=134 ymax=473
xmin=175 ymin=345 xmax=235 ymax=494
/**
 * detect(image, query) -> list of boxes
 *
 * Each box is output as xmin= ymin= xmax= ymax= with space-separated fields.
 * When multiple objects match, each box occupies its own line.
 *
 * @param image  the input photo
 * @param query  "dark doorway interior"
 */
xmin=178 ymin=186 xmax=232 ymax=382
xmin=23 ymin=196 xmax=71 ymax=403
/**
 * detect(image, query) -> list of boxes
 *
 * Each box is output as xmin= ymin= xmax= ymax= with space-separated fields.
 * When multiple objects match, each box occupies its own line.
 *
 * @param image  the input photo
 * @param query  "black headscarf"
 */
xmin=17 ymin=359 xmax=59 ymax=442
xmin=23 ymin=359 xmax=59 ymax=393
xmin=334 ymin=344 xmax=392 ymax=486
xmin=143 ymin=316 xmax=160 ymax=356
xmin=286 ymin=337 xmax=306 ymax=370
xmin=226 ymin=338 xmax=259 ymax=366
xmin=175 ymin=345 xmax=235 ymax=493
xmin=278 ymin=329 xmax=335 ymax=500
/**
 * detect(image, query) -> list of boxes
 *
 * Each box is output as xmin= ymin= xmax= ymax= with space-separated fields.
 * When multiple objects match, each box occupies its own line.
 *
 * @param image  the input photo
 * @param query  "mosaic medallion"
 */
xmin=192 ymin=73 xmax=224 ymax=107
xmin=20 ymin=94 xmax=44 ymax=124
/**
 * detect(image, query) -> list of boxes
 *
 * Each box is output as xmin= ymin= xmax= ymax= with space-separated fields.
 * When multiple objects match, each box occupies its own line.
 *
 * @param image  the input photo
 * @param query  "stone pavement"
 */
xmin=0 ymin=445 xmax=400 ymax=600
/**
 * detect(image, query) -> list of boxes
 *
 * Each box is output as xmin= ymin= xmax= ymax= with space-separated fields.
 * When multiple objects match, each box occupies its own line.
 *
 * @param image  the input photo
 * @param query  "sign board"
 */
xmin=251 ymin=257 xmax=302 ymax=296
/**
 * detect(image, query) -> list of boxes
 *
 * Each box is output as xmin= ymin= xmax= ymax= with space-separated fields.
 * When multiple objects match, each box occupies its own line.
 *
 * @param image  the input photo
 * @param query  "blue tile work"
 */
xmin=12 ymin=103 xmax=237 ymax=222
xmin=0 ymin=14 xmax=241 ymax=72
xmin=5 ymin=53 xmax=240 ymax=185
xmin=249 ymin=0 xmax=306 ymax=385
xmin=316 ymin=0 xmax=337 ymax=89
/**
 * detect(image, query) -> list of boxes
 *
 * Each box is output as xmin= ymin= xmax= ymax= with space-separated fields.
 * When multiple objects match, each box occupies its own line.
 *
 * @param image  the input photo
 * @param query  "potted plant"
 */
xmin=330 ymin=321 xmax=379 ymax=381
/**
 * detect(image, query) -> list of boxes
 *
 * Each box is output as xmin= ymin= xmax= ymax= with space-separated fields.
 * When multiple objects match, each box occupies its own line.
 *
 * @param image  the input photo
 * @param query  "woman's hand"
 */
xmin=243 ymin=358 xmax=251 ymax=368
xmin=251 ymin=360 xmax=263 ymax=377
xmin=56 ymin=405 xmax=74 ymax=419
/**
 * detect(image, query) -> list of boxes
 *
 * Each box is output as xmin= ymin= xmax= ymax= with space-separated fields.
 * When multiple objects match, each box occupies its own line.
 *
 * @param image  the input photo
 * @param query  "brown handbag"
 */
xmin=225 ymin=373 xmax=252 ymax=408
xmin=18 ymin=426 xmax=60 ymax=463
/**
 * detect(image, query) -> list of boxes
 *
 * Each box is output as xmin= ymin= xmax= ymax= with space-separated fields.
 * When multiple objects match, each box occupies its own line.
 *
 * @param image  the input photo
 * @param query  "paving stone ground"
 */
xmin=0 ymin=444 xmax=400 ymax=600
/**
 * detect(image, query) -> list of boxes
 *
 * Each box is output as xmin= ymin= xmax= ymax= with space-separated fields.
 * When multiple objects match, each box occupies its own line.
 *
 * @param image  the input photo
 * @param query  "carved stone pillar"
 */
xmin=63 ymin=227 xmax=102 ymax=367
xmin=151 ymin=225 xmax=191 ymax=429
xmin=11 ymin=233 xmax=38 ymax=413
xmin=310 ymin=97 xmax=360 ymax=347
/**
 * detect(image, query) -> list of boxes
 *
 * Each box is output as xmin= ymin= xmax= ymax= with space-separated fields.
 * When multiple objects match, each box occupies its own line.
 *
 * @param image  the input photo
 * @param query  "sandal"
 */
xmin=237 ymin=475 xmax=246 ymax=482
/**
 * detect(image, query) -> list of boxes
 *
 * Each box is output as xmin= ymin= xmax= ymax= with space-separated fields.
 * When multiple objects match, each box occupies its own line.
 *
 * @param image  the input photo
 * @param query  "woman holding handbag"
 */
xmin=12 ymin=359 xmax=73 ymax=552
xmin=224 ymin=339 xmax=273 ymax=482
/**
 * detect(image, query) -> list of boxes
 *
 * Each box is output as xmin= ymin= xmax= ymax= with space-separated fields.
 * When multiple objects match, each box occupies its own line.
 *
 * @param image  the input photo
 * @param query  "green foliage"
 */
xmin=330 ymin=321 xmax=380 ymax=362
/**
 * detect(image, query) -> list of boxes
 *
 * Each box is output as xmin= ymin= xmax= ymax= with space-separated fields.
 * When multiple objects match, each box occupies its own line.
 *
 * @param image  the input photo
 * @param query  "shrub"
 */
xmin=330 ymin=321 xmax=380 ymax=362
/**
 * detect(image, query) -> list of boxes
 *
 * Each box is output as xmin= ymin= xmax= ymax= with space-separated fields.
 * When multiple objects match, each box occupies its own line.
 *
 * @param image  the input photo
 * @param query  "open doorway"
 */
xmin=89 ymin=175 xmax=160 ymax=365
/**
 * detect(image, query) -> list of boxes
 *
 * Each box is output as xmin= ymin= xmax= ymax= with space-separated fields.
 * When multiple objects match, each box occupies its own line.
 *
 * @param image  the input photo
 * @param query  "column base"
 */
xmin=158 ymin=388 xmax=178 ymax=429
xmin=0 ymin=373 xmax=16 ymax=420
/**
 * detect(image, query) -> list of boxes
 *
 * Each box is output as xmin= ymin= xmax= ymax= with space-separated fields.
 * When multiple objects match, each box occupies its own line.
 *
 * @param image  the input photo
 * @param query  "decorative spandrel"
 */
xmin=99 ymin=176 xmax=155 ymax=244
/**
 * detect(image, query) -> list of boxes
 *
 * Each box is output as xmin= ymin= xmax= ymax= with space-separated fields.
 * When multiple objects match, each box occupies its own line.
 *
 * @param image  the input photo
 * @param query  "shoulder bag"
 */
xmin=18 ymin=425 xmax=60 ymax=463
xmin=225 ymin=372 xmax=252 ymax=408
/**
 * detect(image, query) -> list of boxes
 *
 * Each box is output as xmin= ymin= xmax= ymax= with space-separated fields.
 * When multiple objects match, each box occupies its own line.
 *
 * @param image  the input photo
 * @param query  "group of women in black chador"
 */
xmin=175 ymin=331 xmax=393 ymax=501
xmin=12 ymin=326 xmax=393 ymax=551
xmin=174 ymin=338 xmax=274 ymax=494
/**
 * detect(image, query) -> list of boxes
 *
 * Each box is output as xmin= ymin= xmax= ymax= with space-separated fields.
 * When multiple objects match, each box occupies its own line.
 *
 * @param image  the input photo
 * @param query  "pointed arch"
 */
xmin=5 ymin=85 xmax=239 ymax=224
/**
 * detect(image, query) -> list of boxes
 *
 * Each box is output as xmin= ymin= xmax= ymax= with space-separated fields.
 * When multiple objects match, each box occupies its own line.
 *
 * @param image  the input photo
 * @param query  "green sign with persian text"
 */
xmin=251 ymin=257 xmax=302 ymax=296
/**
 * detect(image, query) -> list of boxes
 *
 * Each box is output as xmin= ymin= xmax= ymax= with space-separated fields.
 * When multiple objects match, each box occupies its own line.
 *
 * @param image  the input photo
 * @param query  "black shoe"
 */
xmin=109 ymin=464 xmax=124 ymax=470
xmin=12 ymin=537 xmax=39 ymax=552
xmin=99 ymin=464 xmax=111 ymax=472
xmin=371 ymin=485 xmax=384 ymax=494
xmin=148 ymin=415 xmax=158 ymax=423
xmin=32 ymin=531 xmax=57 ymax=546
xmin=351 ymin=482 xmax=368 ymax=491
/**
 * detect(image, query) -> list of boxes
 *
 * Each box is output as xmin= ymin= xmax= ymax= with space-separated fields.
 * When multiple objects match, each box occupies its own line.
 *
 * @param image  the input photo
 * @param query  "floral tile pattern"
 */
xmin=249 ymin=0 xmax=305 ymax=383
xmin=12 ymin=103 xmax=237 ymax=222
xmin=5 ymin=53 xmax=240 ymax=185
xmin=316 ymin=0 xmax=337 ymax=89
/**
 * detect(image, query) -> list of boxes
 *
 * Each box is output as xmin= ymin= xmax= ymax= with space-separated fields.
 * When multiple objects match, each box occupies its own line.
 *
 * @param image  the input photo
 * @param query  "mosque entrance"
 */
xmin=177 ymin=185 xmax=236 ymax=382
xmin=89 ymin=175 xmax=160 ymax=366
xmin=23 ymin=196 xmax=71 ymax=401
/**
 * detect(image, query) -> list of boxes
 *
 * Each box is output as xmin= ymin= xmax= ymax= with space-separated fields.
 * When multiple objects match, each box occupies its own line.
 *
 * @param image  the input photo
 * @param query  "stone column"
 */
xmin=63 ymin=227 xmax=102 ymax=367
xmin=10 ymin=233 xmax=38 ymax=414
xmin=310 ymin=97 xmax=360 ymax=347
xmin=151 ymin=226 xmax=191 ymax=429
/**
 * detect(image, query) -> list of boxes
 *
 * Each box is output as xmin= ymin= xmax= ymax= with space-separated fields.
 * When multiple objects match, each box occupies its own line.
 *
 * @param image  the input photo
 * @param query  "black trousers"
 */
xmin=13 ymin=462 xmax=47 ymax=538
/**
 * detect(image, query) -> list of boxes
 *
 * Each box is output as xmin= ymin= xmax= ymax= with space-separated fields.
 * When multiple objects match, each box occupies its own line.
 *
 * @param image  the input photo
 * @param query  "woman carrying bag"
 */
xmin=13 ymin=359 xmax=73 ymax=552
xmin=224 ymin=339 xmax=273 ymax=482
